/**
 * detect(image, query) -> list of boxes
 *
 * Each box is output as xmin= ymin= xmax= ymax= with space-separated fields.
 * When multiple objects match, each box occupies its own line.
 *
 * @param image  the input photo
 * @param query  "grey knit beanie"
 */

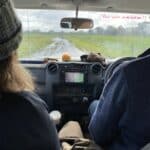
xmin=0 ymin=0 xmax=22 ymax=60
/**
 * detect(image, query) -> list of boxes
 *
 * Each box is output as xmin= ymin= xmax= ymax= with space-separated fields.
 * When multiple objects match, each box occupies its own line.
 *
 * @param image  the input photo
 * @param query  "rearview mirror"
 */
xmin=60 ymin=18 xmax=93 ymax=30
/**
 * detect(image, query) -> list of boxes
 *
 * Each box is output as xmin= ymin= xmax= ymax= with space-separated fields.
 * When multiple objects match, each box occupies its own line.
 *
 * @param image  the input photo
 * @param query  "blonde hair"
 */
xmin=0 ymin=52 xmax=35 ymax=92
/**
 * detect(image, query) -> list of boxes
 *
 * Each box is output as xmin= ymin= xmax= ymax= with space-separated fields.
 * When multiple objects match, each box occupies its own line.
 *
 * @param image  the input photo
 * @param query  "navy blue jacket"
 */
xmin=89 ymin=54 xmax=150 ymax=150
xmin=0 ymin=91 xmax=60 ymax=150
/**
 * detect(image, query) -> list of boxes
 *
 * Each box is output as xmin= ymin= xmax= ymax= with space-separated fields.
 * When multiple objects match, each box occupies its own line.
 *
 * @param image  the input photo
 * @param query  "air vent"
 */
xmin=91 ymin=63 xmax=101 ymax=74
xmin=48 ymin=63 xmax=58 ymax=74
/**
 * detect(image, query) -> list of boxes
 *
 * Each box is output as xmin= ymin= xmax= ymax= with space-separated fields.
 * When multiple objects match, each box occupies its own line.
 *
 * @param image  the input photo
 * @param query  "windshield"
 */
xmin=16 ymin=9 xmax=150 ymax=60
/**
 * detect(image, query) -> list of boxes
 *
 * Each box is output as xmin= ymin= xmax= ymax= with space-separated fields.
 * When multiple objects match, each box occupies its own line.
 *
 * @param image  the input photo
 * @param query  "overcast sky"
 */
xmin=16 ymin=9 xmax=150 ymax=32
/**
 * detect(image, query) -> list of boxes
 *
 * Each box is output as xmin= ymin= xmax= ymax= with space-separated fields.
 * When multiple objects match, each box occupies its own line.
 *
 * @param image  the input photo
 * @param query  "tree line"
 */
xmin=89 ymin=22 xmax=150 ymax=36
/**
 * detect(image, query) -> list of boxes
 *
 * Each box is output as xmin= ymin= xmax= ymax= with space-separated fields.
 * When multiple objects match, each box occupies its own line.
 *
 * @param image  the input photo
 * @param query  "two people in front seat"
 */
xmin=0 ymin=1 xmax=89 ymax=149
xmin=2 ymin=0 xmax=150 ymax=150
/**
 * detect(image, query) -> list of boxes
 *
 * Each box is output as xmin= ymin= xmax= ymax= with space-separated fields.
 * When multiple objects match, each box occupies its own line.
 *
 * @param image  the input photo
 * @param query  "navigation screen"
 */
xmin=65 ymin=72 xmax=84 ymax=83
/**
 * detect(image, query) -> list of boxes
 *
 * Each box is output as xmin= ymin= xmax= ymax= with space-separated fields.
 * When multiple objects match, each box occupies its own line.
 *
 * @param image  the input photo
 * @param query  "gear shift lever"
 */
xmin=49 ymin=110 xmax=62 ymax=125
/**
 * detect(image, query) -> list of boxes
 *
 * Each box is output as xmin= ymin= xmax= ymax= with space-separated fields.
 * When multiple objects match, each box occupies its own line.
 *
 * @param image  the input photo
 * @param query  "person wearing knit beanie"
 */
xmin=0 ymin=0 xmax=22 ymax=61
xmin=0 ymin=1 xmax=60 ymax=150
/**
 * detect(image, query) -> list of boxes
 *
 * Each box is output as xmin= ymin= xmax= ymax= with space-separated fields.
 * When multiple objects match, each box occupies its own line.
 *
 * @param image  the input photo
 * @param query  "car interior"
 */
xmin=11 ymin=0 xmax=150 ymax=148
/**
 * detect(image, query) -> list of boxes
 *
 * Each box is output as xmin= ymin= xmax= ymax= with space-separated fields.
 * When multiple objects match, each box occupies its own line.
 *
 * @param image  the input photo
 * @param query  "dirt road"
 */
xmin=31 ymin=38 xmax=85 ymax=59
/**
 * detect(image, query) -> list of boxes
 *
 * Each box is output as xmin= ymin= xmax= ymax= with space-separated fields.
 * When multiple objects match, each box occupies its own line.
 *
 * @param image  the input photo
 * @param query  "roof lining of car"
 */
xmin=12 ymin=0 xmax=150 ymax=14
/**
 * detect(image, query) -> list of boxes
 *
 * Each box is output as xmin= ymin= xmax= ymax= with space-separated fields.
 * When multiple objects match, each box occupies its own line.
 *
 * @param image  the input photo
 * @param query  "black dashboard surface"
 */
xmin=23 ymin=61 xmax=105 ymax=114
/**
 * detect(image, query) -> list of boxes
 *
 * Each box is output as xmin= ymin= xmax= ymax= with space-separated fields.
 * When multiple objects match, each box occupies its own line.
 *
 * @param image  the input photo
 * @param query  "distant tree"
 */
xmin=48 ymin=30 xmax=55 ymax=33
xmin=137 ymin=22 xmax=145 ymax=35
xmin=94 ymin=27 xmax=105 ymax=34
xmin=117 ymin=26 xmax=125 ymax=35
xmin=88 ymin=29 xmax=94 ymax=34
xmin=105 ymin=26 xmax=118 ymax=35
xmin=30 ymin=29 xmax=41 ymax=33
xmin=137 ymin=22 xmax=150 ymax=35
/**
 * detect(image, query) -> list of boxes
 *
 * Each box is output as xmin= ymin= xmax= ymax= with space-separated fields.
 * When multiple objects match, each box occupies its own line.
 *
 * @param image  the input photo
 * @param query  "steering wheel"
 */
xmin=104 ymin=57 xmax=135 ymax=84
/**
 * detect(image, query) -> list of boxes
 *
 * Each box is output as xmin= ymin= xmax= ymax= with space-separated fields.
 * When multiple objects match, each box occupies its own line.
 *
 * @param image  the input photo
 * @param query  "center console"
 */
xmin=45 ymin=62 xmax=104 ymax=114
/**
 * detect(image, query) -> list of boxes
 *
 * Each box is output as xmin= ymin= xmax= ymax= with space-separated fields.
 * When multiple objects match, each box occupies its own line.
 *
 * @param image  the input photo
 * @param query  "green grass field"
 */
xmin=18 ymin=32 xmax=57 ymax=58
xmin=18 ymin=32 xmax=150 ymax=58
xmin=64 ymin=33 xmax=150 ymax=58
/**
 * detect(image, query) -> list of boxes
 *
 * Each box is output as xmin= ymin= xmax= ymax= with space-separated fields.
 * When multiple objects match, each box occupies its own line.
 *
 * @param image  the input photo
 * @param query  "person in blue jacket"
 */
xmin=89 ymin=51 xmax=150 ymax=150
xmin=0 ymin=0 xmax=60 ymax=149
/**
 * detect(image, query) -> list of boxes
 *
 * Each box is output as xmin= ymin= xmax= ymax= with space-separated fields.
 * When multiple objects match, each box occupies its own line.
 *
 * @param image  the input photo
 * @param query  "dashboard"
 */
xmin=23 ymin=61 xmax=106 ymax=115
